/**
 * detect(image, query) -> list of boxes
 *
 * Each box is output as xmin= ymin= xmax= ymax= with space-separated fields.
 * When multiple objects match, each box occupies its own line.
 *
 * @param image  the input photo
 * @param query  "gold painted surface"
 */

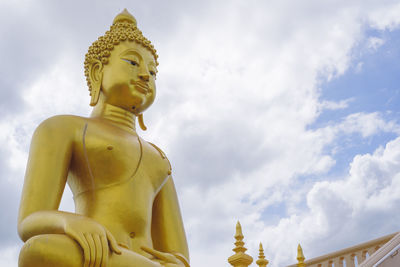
xmin=18 ymin=9 xmax=189 ymax=267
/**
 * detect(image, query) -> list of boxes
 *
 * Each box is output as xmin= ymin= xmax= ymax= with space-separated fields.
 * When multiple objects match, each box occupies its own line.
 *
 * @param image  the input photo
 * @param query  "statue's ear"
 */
xmin=89 ymin=59 xmax=103 ymax=106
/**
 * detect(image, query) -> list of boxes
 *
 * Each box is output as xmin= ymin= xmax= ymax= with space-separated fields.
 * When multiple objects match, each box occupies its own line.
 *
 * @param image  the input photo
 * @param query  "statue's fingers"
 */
xmin=100 ymin=235 xmax=109 ymax=267
xmin=105 ymin=228 xmax=121 ymax=255
xmin=141 ymin=246 xmax=176 ymax=262
xmin=67 ymin=231 xmax=91 ymax=267
xmin=93 ymin=234 xmax=102 ymax=267
xmin=84 ymin=233 xmax=96 ymax=267
xmin=140 ymin=246 xmax=158 ymax=257
xmin=73 ymin=233 xmax=90 ymax=267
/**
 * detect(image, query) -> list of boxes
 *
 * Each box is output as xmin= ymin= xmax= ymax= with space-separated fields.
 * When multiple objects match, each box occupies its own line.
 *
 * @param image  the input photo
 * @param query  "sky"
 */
xmin=1 ymin=0 xmax=400 ymax=266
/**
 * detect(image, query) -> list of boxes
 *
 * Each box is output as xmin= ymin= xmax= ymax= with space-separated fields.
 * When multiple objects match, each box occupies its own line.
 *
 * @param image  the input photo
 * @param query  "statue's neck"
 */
xmin=91 ymin=102 xmax=136 ymax=133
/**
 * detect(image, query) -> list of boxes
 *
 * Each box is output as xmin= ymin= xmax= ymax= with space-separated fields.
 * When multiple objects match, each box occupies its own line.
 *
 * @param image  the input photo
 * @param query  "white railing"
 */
xmin=287 ymin=232 xmax=398 ymax=267
xmin=359 ymin=232 xmax=400 ymax=267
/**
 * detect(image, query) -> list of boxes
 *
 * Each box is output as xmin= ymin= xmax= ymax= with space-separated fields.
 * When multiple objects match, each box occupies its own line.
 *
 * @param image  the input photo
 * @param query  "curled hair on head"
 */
xmin=84 ymin=9 xmax=158 ymax=94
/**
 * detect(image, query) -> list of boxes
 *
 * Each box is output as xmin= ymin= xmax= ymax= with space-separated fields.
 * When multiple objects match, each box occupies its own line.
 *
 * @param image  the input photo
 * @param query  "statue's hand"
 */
xmin=141 ymin=246 xmax=189 ymax=267
xmin=64 ymin=216 xmax=122 ymax=267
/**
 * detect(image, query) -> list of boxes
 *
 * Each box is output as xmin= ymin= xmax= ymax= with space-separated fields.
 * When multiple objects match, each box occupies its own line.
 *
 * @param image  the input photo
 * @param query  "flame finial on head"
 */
xmin=113 ymin=8 xmax=137 ymax=26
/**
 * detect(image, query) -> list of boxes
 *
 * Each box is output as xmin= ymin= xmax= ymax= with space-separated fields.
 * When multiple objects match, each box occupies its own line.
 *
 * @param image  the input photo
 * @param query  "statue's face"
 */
xmin=101 ymin=40 xmax=157 ymax=114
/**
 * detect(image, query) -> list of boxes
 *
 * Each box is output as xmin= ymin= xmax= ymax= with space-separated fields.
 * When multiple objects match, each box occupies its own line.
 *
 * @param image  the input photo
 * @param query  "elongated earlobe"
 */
xmin=89 ymin=60 xmax=103 ymax=106
xmin=138 ymin=114 xmax=147 ymax=131
xmin=90 ymin=86 xmax=101 ymax=106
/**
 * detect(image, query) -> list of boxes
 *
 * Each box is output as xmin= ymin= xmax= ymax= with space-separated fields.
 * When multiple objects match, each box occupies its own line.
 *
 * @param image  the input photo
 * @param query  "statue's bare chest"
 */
xmin=82 ymin=122 xmax=141 ymax=186
xmin=68 ymin=121 xmax=168 ymax=196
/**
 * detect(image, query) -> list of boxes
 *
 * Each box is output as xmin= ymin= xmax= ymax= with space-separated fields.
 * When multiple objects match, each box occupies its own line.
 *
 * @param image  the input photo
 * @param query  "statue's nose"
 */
xmin=139 ymin=73 xmax=149 ymax=82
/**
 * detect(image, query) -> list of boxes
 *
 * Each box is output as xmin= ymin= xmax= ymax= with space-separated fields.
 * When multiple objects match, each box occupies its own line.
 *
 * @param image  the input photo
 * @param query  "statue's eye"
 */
xmin=129 ymin=60 xmax=138 ymax=66
xmin=122 ymin=58 xmax=139 ymax=66
xmin=149 ymin=71 xmax=156 ymax=76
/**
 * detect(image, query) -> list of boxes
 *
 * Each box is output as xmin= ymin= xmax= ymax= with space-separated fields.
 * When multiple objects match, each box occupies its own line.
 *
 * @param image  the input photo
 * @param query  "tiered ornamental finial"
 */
xmin=297 ymin=244 xmax=306 ymax=267
xmin=228 ymin=221 xmax=253 ymax=267
xmin=256 ymin=243 xmax=269 ymax=267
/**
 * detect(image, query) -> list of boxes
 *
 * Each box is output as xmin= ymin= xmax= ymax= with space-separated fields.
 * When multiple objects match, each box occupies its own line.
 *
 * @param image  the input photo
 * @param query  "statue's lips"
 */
xmin=132 ymin=81 xmax=150 ymax=94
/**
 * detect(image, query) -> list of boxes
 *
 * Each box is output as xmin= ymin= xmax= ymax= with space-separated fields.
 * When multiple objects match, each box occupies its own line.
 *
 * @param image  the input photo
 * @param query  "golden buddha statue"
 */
xmin=17 ymin=9 xmax=190 ymax=267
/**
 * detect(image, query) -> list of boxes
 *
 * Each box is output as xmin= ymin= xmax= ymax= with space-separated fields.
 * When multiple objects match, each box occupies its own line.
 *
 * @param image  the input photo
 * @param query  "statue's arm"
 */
xmin=151 ymin=176 xmax=190 ymax=264
xmin=17 ymin=116 xmax=75 ymax=241
xmin=18 ymin=116 xmax=121 ymax=266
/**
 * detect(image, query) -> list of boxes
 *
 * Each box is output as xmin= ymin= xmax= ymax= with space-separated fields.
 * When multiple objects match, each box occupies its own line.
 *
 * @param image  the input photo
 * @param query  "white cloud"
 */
xmin=0 ymin=245 xmax=19 ymax=267
xmin=368 ymin=2 xmax=400 ymax=31
xmin=319 ymin=98 xmax=354 ymax=111
xmin=367 ymin=37 xmax=385 ymax=51
xmin=249 ymin=136 xmax=400 ymax=266
xmin=324 ymin=112 xmax=400 ymax=138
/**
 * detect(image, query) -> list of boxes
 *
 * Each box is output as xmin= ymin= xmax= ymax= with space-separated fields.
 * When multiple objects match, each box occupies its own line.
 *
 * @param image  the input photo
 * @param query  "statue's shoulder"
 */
xmin=37 ymin=115 xmax=89 ymax=129
xmin=143 ymin=141 xmax=172 ymax=176
xmin=146 ymin=142 xmax=167 ymax=158
xmin=34 ymin=115 xmax=89 ymax=139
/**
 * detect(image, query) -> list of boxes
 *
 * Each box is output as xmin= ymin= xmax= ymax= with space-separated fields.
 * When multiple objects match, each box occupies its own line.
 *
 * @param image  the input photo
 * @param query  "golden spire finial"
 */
xmin=113 ymin=8 xmax=137 ymax=26
xmin=297 ymin=244 xmax=306 ymax=267
xmin=234 ymin=221 xmax=244 ymax=250
xmin=256 ymin=243 xmax=269 ymax=267
xmin=228 ymin=221 xmax=253 ymax=267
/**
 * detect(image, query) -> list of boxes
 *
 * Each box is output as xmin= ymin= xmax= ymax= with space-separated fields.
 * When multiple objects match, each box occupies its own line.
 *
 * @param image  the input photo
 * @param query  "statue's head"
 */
xmin=84 ymin=9 xmax=158 ymax=115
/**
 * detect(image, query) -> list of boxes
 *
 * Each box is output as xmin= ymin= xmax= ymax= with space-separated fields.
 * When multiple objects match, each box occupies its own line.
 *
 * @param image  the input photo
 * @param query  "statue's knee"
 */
xmin=19 ymin=235 xmax=47 ymax=266
xmin=19 ymin=234 xmax=82 ymax=267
